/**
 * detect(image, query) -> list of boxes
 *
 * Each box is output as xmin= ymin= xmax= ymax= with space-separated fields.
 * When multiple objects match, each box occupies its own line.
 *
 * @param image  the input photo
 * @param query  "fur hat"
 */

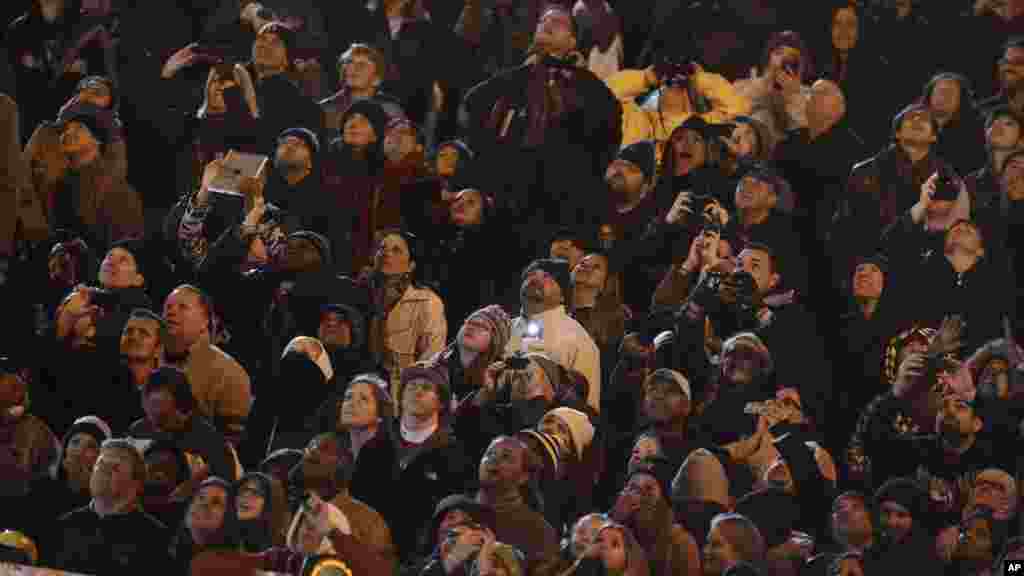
xmin=544 ymin=407 xmax=595 ymax=459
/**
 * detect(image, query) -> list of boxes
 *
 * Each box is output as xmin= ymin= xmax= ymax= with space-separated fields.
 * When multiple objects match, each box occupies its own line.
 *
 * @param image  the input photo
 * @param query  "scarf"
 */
xmin=400 ymin=419 xmax=437 ymax=444
xmin=520 ymin=57 xmax=582 ymax=148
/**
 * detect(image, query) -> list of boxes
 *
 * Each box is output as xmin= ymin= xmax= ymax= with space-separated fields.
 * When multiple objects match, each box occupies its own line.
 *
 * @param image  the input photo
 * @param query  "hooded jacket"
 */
xmin=237 ymin=472 xmax=290 ymax=552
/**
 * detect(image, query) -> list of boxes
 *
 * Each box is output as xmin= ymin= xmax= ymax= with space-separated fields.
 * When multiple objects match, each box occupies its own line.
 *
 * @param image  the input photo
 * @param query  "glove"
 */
xmin=687 ymin=269 xmax=724 ymax=314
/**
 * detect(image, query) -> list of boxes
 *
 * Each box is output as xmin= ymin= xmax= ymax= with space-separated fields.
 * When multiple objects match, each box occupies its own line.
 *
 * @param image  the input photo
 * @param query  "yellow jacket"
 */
xmin=605 ymin=68 xmax=750 ymax=164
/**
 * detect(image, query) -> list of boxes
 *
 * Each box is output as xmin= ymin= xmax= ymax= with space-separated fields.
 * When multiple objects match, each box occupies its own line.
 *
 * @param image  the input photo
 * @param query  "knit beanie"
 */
xmin=627 ymin=455 xmax=676 ymax=504
xmin=278 ymin=127 xmax=320 ymax=156
xmin=617 ymin=140 xmax=657 ymax=182
xmin=401 ymin=361 xmax=451 ymax=413
xmin=517 ymin=429 xmax=563 ymax=476
xmin=874 ymin=477 xmax=929 ymax=521
xmin=62 ymin=415 xmax=112 ymax=449
xmin=891 ymin=103 xmax=938 ymax=140
xmin=56 ymin=102 xmax=112 ymax=146
xmin=721 ymin=332 xmax=775 ymax=375
xmin=644 ymin=369 xmax=691 ymax=400
xmin=108 ymin=237 xmax=151 ymax=282
xmin=288 ymin=230 xmax=333 ymax=266
xmin=522 ymin=258 xmax=571 ymax=301
xmin=544 ymin=407 xmax=595 ymax=459
xmin=465 ymin=305 xmax=512 ymax=355
xmin=341 ymin=99 xmax=390 ymax=145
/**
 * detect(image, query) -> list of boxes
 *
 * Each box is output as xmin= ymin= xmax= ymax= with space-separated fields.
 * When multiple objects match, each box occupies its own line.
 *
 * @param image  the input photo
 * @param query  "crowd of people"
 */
xmin=1 ymin=0 xmax=1024 ymax=575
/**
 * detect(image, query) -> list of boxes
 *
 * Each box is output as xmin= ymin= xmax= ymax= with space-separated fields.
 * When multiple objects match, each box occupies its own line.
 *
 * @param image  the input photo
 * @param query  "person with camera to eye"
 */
xmin=733 ymin=31 xmax=813 ymax=150
xmin=666 ymin=240 xmax=830 ymax=433
xmin=455 ymin=352 xmax=585 ymax=464
xmin=878 ymin=170 xmax=1006 ymax=354
xmin=604 ymin=50 xmax=749 ymax=165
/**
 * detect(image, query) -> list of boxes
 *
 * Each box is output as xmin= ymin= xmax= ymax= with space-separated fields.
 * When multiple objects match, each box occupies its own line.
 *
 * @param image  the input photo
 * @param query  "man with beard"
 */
xmin=600 ymin=140 xmax=668 ymax=312
xmin=611 ymin=456 xmax=701 ymax=576
xmin=506 ymin=259 xmax=601 ymax=413
xmin=884 ymin=393 xmax=1010 ymax=524
xmin=979 ymin=38 xmax=1024 ymax=118
xmin=54 ymin=439 xmax=169 ymax=574
xmin=474 ymin=436 xmax=561 ymax=576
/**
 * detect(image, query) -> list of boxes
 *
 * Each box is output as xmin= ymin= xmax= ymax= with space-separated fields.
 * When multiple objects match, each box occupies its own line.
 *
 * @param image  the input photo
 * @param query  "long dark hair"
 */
xmin=570 ymin=253 xmax=627 ymax=348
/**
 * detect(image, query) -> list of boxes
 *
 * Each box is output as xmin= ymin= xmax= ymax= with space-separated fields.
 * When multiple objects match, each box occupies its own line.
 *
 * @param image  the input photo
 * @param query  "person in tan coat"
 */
xmin=359 ymin=230 xmax=447 ymax=403
xmin=162 ymin=284 xmax=252 ymax=447
xmin=1 ymin=92 xmax=48 ymax=258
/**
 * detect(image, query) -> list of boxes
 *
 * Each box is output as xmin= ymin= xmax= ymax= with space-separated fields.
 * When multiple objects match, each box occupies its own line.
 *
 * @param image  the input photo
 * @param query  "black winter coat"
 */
xmin=54 ymin=505 xmax=170 ymax=576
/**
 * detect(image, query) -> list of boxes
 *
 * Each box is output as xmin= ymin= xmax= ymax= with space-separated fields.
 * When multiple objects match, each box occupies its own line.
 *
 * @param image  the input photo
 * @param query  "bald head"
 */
xmin=808 ymin=80 xmax=846 ymax=133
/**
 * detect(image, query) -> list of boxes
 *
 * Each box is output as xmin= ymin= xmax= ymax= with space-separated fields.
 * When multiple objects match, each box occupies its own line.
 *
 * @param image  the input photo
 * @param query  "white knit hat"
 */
xmin=545 ymin=407 xmax=595 ymax=460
